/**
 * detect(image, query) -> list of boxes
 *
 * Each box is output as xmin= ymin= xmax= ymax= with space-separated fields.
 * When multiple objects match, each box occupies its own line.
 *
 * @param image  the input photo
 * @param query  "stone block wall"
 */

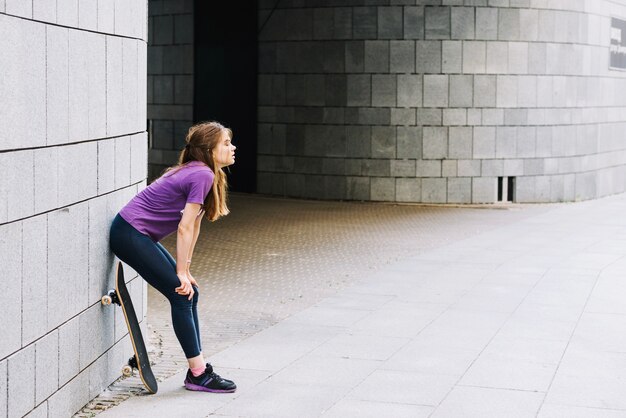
xmin=0 ymin=1 xmax=148 ymax=416
xmin=257 ymin=0 xmax=626 ymax=203
xmin=147 ymin=0 xmax=194 ymax=180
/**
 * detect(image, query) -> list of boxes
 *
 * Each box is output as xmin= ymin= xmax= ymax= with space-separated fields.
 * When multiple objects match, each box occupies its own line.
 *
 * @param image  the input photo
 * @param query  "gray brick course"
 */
xmin=473 ymin=75 xmax=496 ymax=107
xmin=473 ymin=127 xmax=496 ymax=158
xmin=390 ymin=41 xmax=415 ymax=73
xmin=0 ymin=221 xmax=21 ymax=360
xmin=372 ymin=75 xmax=397 ymax=107
xmin=80 ymin=304 xmax=115 ymax=371
xmin=486 ymin=42 xmax=508 ymax=73
xmin=449 ymin=75 xmax=473 ymax=107
xmin=467 ymin=108 xmax=482 ymax=125
xmin=22 ymin=216 xmax=48 ymax=346
xmin=397 ymin=126 xmax=422 ymax=158
xmin=47 ymin=26 xmax=70 ymax=146
xmin=442 ymin=159 xmax=458 ymax=177
xmin=395 ymin=178 xmax=422 ymax=201
xmin=425 ymin=6 xmax=450 ymax=39
xmin=391 ymin=159 xmax=416 ymax=176
xmin=371 ymin=126 xmax=397 ymax=158
xmin=423 ymin=126 xmax=448 ymax=159
xmin=417 ymin=108 xmax=442 ymax=125
xmin=463 ymin=41 xmax=486 ymax=73
xmin=0 ymin=360 xmax=5 ymax=418
xmin=106 ymin=36 xmax=124 ymax=137
xmin=442 ymin=41 xmax=462 ymax=73
xmin=6 ymin=0 xmax=31 ymax=17
xmin=448 ymin=177 xmax=472 ymax=203
xmin=472 ymin=177 xmax=496 ymax=203
xmin=371 ymin=177 xmax=396 ymax=201
xmin=423 ymin=75 xmax=448 ymax=107
xmin=443 ymin=109 xmax=467 ymax=125
xmin=496 ymin=126 xmax=516 ymax=158
xmin=33 ymin=0 xmax=55 ymax=22
xmin=397 ymin=74 xmax=422 ymax=107
xmin=498 ymin=8 xmax=520 ymax=41
xmin=416 ymin=160 xmax=442 ymax=177
xmin=345 ymin=41 xmax=364 ymax=72
xmin=364 ymin=40 xmax=389 ymax=72
xmin=353 ymin=7 xmax=377 ymax=39
xmin=451 ymin=7 xmax=475 ymax=39
xmin=508 ymin=42 xmax=528 ymax=74
xmin=475 ymin=8 xmax=498 ymax=40
xmin=391 ymin=108 xmax=416 ymax=125
xmin=346 ymin=176 xmax=370 ymax=200
xmin=458 ymin=159 xmax=481 ymax=176
xmin=378 ymin=7 xmax=403 ymax=39
xmin=496 ymin=75 xmax=518 ymax=108
xmin=449 ymin=127 xmax=473 ymax=158
xmin=404 ymin=6 xmax=425 ymax=39
xmin=8 ymin=345 xmax=35 ymax=418
xmin=35 ymin=331 xmax=59 ymax=405
xmin=415 ymin=41 xmax=441 ymax=73
xmin=48 ymin=368 xmax=89 ymax=418
xmin=422 ymin=178 xmax=447 ymax=202
xmin=98 ymin=0 xmax=114 ymax=33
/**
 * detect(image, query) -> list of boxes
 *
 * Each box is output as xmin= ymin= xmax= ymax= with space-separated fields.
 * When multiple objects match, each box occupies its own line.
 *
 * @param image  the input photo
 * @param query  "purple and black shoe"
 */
xmin=184 ymin=363 xmax=237 ymax=393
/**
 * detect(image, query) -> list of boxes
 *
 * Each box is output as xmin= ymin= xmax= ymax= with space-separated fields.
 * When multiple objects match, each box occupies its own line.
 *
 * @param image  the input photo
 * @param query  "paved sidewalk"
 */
xmin=99 ymin=194 xmax=626 ymax=417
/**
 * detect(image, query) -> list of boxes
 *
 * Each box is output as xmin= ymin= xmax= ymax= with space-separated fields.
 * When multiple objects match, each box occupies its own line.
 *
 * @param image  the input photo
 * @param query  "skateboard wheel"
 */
xmin=122 ymin=365 xmax=133 ymax=377
xmin=101 ymin=295 xmax=112 ymax=306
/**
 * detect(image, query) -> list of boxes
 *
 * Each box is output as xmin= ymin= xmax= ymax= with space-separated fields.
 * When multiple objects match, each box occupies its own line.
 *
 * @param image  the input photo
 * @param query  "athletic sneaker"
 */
xmin=184 ymin=363 xmax=237 ymax=393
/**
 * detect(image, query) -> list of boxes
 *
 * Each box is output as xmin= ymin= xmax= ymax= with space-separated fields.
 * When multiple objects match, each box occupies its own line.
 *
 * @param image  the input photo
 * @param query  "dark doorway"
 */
xmin=194 ymin=2 xmax=258 ymax=193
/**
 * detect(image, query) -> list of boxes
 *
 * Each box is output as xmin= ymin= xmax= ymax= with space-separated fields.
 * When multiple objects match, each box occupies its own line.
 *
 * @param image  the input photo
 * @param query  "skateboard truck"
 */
xmin=122 ymin=355 xmax=139 ymax=377
xmin=101 ymin=290 xmax=120 ymax=306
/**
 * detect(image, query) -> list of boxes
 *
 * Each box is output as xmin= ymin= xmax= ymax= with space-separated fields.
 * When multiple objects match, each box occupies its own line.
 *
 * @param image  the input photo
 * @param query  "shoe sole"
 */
xmin=184 ymin=382 xmax=236 ymax=393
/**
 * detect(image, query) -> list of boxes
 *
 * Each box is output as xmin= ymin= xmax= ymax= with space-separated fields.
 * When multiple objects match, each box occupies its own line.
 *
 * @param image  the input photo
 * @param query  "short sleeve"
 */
xmin=183 ymin=169 xmax=214 ymax=204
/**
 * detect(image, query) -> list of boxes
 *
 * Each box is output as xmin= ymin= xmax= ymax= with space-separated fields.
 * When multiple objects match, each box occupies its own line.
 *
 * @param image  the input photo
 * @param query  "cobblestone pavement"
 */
xmin=76 ymin=194 xmax=547 ymax=416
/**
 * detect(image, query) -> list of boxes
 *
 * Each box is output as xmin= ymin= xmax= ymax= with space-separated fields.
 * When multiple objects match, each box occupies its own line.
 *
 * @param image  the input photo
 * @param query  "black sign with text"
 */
xmin=610 ymin=17 xmax=626 ymax=70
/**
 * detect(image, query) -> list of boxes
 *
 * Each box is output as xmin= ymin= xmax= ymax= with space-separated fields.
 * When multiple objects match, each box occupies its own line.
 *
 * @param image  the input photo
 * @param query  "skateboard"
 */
xmin=101 ymin=261 xmax=158 ymax=394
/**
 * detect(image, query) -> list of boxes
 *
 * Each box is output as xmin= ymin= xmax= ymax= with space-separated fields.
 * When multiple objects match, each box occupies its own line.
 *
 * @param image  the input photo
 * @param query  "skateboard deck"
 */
xmin=102 ymin=261 xmax=158 ymax=394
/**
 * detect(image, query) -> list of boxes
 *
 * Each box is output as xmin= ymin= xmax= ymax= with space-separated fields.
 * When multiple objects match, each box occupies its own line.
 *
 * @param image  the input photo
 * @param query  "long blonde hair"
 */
xmin=161 ymin=121 xmax=231 ymax=221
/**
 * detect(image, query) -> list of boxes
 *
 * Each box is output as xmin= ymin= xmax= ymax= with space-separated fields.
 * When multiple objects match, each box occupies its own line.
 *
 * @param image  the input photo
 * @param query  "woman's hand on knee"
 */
xmin=187 ymin=272 xmax=198 ymax=287
xmin=175 ymin=273 xmax=195 ymax=301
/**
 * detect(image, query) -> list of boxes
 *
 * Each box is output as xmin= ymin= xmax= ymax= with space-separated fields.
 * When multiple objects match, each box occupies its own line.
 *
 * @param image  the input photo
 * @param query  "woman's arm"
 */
xmin=175 ymin=203 xmax=202 ymax=299
xmin=186 ymin=211 xmax=203 ymax=273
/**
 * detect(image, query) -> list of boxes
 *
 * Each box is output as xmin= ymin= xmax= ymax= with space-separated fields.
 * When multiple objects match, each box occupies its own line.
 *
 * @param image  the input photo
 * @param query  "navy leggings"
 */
xmin=109 ymin=214 xmax=202 ymax=358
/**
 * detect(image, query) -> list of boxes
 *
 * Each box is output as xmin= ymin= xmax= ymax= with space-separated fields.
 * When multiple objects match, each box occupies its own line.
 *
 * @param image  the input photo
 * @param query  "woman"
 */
xmin=109 ymin=121 xmax=237 ymax=393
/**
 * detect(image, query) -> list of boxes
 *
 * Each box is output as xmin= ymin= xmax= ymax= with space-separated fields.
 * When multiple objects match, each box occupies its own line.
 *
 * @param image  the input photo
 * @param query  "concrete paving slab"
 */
xmin=268 ymin=354 xmax=379 ymax=388
xmin=347 ymin=301 xmax=445 ymax=338
xmin=537 ymin=403 xmax=626 ymax=418
xmin=432 ymin=386 xmax=545 ymax=418
xmin=283 ymin=306 xmax=373 ymax=328
xmin=382 ymin=341 xmax=480 ymax=377
xmin=480 ymin=335 xmax=569 ymax=365
xmin=347 ymin=369 xmax=458 ymax=406
xmin=544 ymin=373 xmax=626 ymax=411
xmin=459 ymin=355 xmax=557 ymax=392
xmin=213 ymin=380 xmax=350 ymax=418
xmin=309 ymin=332 xmax=410 ymax=361
xmin=322 ymin=399 xmax=434 ymax=418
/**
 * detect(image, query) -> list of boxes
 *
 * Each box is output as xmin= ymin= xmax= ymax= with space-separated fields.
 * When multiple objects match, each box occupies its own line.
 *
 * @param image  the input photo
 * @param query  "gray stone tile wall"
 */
xmin=257 ymin=1 xmax=626 ymax=204
xmin=0 ymin=2 xmax=147 ymax=416
xmin=148 ymin=0 xmax=194 ymax=179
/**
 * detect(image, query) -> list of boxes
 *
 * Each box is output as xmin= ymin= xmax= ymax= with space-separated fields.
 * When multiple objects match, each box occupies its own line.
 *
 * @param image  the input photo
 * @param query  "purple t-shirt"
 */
xmin=119 ymin=161 xmax=214 ymax=242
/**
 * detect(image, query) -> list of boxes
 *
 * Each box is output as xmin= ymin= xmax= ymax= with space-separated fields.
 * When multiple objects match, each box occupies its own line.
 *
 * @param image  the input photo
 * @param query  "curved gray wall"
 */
xmin=257 ymin=0 xmax=626 ymax=203
xmin=0 ymin=1 xmax=147 ymax=416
